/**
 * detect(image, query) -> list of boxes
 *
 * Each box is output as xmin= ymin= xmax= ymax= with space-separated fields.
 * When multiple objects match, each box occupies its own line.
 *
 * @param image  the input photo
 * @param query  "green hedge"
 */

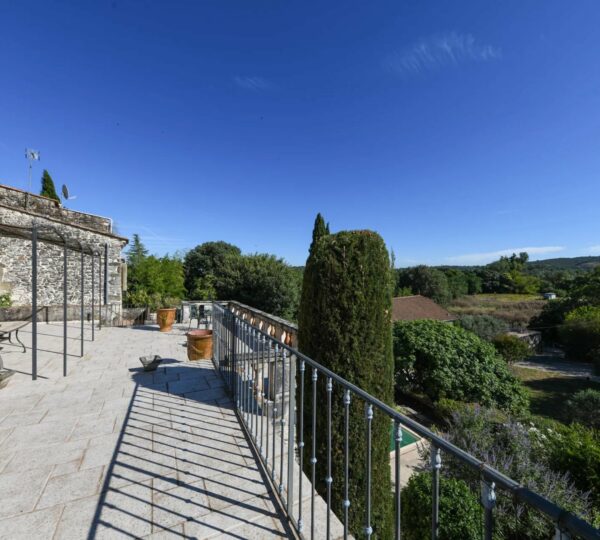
xmin=400 ymin=472 xmax=480 ymax=540
xmin=298 ymin=230 xmax=394 ymax=539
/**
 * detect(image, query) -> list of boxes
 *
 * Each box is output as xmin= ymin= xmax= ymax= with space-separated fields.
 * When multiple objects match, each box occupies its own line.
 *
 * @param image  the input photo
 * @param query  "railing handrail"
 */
xmin=213 ymin=302 xmax=599 ymax=539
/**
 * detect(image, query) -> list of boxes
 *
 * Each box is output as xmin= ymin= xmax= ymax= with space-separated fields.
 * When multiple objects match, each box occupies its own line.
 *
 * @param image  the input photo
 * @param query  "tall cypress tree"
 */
xmin=40 ymin=170 xmax=60 ymax=202
xmin=308 ymin=212 xmax=329 ymax=255
xmin=298 ymin=230 xmax=394 ymax=539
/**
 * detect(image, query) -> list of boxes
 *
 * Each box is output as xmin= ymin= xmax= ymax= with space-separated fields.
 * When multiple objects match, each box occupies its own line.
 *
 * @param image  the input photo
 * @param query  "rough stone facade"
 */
xmin=0 ymin=184 xmax=128 ymax=318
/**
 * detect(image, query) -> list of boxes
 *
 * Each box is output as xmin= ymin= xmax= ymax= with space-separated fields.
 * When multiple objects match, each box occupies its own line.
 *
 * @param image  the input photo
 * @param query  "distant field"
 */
xmin=448 ymin=293 xmax=546 ymax=327
xmin=510 ymin=365 xmax=600 ymax=423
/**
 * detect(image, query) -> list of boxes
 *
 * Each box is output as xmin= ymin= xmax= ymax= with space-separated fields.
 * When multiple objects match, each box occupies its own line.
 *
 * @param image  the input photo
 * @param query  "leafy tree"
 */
xmin=124 ymin=235 xmax=185 ymax=308
xmin=308 ymin=212 xmax=330 ymax=254
xmin=560 ymin=305 xmax=600 ymax=360
xmin=394 ymin=320 xmax=528 ymax=413
xmin=183 ymin=241 xmax=241 ymax=296
xmin=401 ymin=472 xmax=480 ymax=540
xmin=299 ymin=230 xmax=394 ymax=539
xmin=458 ymin=314 xmax=509 ymax=341
xmin=215 ymin=253 xmax=300 ymax=320
xmin=397 ymin=265 xmax=451 ymax=305
xmin=40 ymin=170 xmax=60 ymax=202
xmin=492 ymin=334 xmax=532 ymax=363
xmin=565 ymin=389 xmax=600 ymax=430
xmin=127 ymin=234 xmax=149 ymax=269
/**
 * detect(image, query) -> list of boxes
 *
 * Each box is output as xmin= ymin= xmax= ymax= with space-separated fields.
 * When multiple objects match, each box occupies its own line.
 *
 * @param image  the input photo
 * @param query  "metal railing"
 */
xmin=211 ymin=303 xmax=599 ymax=540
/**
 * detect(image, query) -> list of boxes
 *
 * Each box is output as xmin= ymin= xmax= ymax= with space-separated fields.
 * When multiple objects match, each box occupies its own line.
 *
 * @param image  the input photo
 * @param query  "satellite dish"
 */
xmin=62 ymin=184 xmax=77 ymax=201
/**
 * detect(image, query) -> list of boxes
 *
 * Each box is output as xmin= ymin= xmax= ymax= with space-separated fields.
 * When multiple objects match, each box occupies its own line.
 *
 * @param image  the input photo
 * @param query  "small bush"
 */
xmin=0 ymin=293 xmax=11 ymax=308
xmin=560 ymin=305 xmax=600 ymax=361
xmin=546 ymin=423 xmax=600 ymax=508
xmin=401 ymin=472 xmax=480 ymax=540
xmin=566 ymin=389 xmax=600 ymax=430
xmin=493 ymin=334 xmax=532 ymax=363
xmin=457 ymin=314 xmax=509 ymax=341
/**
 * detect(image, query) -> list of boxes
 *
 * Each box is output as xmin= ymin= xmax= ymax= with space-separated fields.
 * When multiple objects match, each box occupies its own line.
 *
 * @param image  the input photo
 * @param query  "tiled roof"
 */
xmin=392 ymin=295 xmax=456 ymax=322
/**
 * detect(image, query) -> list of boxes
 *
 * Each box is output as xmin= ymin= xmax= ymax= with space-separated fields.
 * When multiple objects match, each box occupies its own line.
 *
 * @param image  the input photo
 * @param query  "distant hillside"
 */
xmin=526 ymin=256 xmax=600 ymax=271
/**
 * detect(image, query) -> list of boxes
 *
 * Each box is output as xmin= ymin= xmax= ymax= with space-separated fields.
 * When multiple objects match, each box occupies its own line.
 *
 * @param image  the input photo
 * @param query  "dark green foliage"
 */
xmin=529 ymin=298 xmax=575 ymax=342
xmin=396 ymin=265 xmax=451 ymax=305
xmin=183 ymin=241 xmax=300 ymax=319
xmin=215 ymin=253 xmax=300 ymax=320
xmin=308 ymin=212 xmax=329 ymax=254
xmin=394 ymin=320 xmax=528 ymax=413
xmin=401 ymin=472 xmax=480 ymax=540
xmin=565 ymin=389 xmax=600 ymax=430
xmin=560 ymin=305 xmax=600 ymax=360
xmin=183 ymin=242 xmax=241 ymax=295
xmin=458 ymin=314 xmax=509 ymax=341
xmin=124 ymin=235 xmax=185 ymax=309
xmin=546 ymin=423 xmax=600 ymax=510
xmin=127 ymin=234 xmax=149 ymax=268
xmin=40 ymin=170 xmax=60 ymax=202
xmin=442 ymin=407 xmax=599 ymax=538
xmin=298 ymin=230 xmax=394 ymax=539
xmin=492 ymin=334 xmax=532 ymax=363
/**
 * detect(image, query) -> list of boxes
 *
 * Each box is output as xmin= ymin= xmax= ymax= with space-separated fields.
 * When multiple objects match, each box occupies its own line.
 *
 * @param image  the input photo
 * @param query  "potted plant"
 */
xmin=156 ymin=296 xmax=180 ymax=332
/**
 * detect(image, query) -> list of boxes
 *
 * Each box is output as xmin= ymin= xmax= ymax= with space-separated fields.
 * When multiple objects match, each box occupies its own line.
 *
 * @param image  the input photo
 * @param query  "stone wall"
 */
xmin=0 ymin=184 xmax=127 ymax=318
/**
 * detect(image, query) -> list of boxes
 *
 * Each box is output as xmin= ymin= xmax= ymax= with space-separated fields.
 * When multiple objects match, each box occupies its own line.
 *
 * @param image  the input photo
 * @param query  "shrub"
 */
xmin=441 ymin=407 xmax=598 ymax=538
xmin=492 ymin=334 xmax=532 ymax=363
xmin=0 ymin=293 xmax=11 ymax=308
xmin=457 ymin=314 xmax=509 ymax=341
xmin=394 ymin=320 xmax=529 ymax=414
xmin=400 ymin=472 xmax=480 ymax=540
xmin=565 ymin=389 xmax=600 ymax=430
xmin=546 ymin=422 xmax=600 ymax=508
xmin=299 ymin=230 xmax=394 ymax=539
xmin=560 ymin=305 xmax=600 ymax=360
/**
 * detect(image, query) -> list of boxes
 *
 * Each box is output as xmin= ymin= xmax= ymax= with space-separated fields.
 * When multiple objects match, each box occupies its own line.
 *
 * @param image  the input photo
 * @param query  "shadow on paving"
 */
xmin=87 ymin=359 xmax=291 ymax=539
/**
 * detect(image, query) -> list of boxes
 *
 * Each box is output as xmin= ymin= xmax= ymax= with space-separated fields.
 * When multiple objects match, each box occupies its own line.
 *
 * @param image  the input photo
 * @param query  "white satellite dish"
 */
xmin=62 ymin=184 xmax=77 ymax=201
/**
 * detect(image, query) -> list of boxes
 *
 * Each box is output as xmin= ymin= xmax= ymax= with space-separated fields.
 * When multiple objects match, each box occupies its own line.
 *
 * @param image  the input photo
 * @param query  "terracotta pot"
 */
xmin=156 ymin=308 xmax=176 ymax=332
xmin=187 ymin=330 xmax=213 ymax=360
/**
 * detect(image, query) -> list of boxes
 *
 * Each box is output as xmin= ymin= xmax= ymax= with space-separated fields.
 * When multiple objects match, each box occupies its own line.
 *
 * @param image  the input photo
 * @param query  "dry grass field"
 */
xmin=448 ymin=294 xmax=547 ymax=328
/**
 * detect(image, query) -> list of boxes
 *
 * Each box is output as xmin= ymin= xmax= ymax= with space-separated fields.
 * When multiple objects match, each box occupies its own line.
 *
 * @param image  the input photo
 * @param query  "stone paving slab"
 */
xmin=0 ymin=322 xmax=291 ymax=539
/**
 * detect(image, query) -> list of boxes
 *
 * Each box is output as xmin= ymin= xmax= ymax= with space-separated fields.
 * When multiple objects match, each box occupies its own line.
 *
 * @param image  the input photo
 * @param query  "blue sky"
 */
xmin=1 ymin=1 xmax=599 ymax=266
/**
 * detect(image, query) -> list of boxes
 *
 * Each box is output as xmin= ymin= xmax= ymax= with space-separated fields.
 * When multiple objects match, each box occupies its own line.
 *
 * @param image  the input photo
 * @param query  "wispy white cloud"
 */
xmin=233 ymin=76 xmax=271 ymax=92
xmin=446 ymin=246 xmax=565 ymax=266
xmin=385 ymin=32 xmax=501 ymax=76
xmin=587 ymin=245 xmax=600 ymax=255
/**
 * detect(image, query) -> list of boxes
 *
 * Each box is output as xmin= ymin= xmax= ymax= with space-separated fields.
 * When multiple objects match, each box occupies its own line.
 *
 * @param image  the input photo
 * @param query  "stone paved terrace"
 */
xmin=0 ymin=322 xmax=293 ymax=539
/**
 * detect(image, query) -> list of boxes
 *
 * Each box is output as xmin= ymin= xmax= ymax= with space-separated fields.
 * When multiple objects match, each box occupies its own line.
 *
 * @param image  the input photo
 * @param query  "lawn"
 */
xmin=510 ymin=365 xmax=600 ymax=423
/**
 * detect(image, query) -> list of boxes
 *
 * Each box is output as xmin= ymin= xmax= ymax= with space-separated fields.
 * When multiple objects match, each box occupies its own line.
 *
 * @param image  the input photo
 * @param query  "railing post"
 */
xmin=431 ymin=447 xmax=441 ymax=540
xmin=365 ymin=404 xmax=373 ymax=539
xmin=343 ymin=389 xmax=351 ymax=540
xmin=395 ymin=420 xmax=403 ymax=540
xmin=286 ymin=351 xmax=296 ymax=516
xmin=481 ymin=479 xmax=496 ymax=540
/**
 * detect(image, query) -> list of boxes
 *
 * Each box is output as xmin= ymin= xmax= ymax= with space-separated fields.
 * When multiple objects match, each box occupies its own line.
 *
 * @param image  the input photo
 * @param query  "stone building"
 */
xmin=0 ymin=184 xmax=128 ymax=319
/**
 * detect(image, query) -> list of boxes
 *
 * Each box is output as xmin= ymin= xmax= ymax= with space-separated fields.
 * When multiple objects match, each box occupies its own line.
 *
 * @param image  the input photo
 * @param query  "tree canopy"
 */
xmin=394 ymin=319 xmax=528 ymax=413
xmin=40 ymin=170 xmax=60 ymax=202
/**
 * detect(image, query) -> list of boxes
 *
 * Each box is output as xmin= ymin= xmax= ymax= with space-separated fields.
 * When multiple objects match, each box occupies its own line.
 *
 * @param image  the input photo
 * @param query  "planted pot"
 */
xmin=186 ymin=330 xmax=213 ymax=360
xmin=156 ymin=308 xmax=176 ymax=332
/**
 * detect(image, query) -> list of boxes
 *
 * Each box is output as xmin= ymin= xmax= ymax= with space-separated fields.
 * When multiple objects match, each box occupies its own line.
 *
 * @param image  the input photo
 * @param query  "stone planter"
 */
xmin=187 ymin=330 xmax=213 ymax=360
xmin=156 ymin=308 xmax=176 ymax=332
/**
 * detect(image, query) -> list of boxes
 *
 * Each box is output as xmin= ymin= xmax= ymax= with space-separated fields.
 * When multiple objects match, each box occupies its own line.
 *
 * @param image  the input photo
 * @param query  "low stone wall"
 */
xmin=227 ymin=301 xmax=297 ymax=348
